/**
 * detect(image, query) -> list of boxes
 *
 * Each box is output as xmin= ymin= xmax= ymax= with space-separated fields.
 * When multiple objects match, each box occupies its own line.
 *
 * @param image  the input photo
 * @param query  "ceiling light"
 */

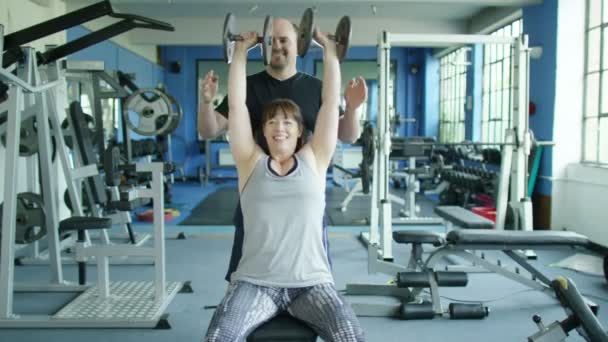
xmin=249 ymin=4 xmax=258 ymax=14
xmin=371 ymin=4 xmax=377 ymax=15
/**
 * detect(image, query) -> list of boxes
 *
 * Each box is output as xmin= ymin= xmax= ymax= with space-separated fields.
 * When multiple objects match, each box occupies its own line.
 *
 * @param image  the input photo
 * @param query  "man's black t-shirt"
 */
xmin=215 ymin=70 xmax=323 ymax=147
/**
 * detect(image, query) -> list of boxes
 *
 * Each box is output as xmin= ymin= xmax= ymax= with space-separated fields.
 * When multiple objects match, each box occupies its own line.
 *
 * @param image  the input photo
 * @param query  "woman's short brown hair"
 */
xmin=259 ymin=98 xmax=305 ymax=152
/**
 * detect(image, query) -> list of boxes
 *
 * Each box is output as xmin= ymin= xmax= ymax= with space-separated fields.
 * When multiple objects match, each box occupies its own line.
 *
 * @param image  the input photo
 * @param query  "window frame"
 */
xmin=582 ymin=0 xmax=608 ymax=165
xmin=480 ymin=18 xmax=522 ymax=144
xmin=439 ymin=47 xmax=468 ymax=143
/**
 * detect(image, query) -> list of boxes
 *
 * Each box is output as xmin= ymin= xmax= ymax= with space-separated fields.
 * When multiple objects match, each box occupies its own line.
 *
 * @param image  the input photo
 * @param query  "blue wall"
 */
xmin=160 ymin=45 xmax=426 ymax=177
xmin=422 ymin=50 xmax=440 ymax=138
xmin=523 ymin=1 xmax=557 ymax=196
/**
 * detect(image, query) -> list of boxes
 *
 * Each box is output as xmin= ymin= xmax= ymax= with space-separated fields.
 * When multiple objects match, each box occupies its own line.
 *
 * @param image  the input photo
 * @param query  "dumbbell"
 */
xmin=297 ymin=8 xmax=352 ymax=62
xmin=222 ymin=13 xmax=273 ymax=65
xmin=0 ymin=81 xmax=8 ymax=104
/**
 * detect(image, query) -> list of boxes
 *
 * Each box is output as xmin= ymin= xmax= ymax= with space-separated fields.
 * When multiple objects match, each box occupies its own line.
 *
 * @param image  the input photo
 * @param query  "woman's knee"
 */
xmin=204 ymin=321 xmax=245 ymax=342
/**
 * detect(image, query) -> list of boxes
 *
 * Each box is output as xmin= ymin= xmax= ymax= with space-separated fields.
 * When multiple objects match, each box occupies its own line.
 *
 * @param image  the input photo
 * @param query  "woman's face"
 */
xmin=263 ymin=110 xmax=302 ymax=156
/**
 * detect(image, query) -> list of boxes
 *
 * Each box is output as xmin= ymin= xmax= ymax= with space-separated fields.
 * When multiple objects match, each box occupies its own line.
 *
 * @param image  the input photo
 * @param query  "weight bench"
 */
xmin=434 ymin=205 xmax=494 ymax=230
xmin=347 ymin=228 xmax=608 ymax=320
xmin=248 ymin=312 xmax=317 ymax=342
xmin=400 ymin=229 xmax=607 ymax=317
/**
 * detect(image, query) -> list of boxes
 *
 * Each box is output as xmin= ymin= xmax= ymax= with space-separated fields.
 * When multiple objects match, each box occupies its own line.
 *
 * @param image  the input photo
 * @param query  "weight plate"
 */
xmin=17 ymin=116 xmax=38 ymax=156
xmin=335 ymin=16 xmax=352 ymax=63
xmin=1 ymin=116 xmax=57 ymax=161
xmin=298 ymin=8 xmax=315 ymax=57
xmin=262 ymin=15 xmax=274 ymax=66
xmin=0 ymin=192 xmax=47 ymax=244
xmin=123 ymin=88 xmax=179 ymax=136
xmin=604 ymin=255 xmax=608 ymax=284
xmin=223 ymin=13 xmax=236 ymax=64
xmin=61 ymin=113 xmax=96 ymax=150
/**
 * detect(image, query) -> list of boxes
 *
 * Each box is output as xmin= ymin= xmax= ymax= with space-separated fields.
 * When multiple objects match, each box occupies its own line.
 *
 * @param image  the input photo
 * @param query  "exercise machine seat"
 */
xmin=446 ymin=229 xmax=591 ymax=247
xmin=434 ymin=206 xmax=494 ymax=229
xmin=58 ymin=216 xmax=112 ymax=232
xmin=393 ymin=230 xmax=446 ymax=246
xmin=247 ymin=312 xmax=317 ymax=342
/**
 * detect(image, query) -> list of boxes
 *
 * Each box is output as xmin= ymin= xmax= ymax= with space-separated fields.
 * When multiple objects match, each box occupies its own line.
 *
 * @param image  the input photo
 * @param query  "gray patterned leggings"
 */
xmin=204 ymin=281 xmax=364 ymax=342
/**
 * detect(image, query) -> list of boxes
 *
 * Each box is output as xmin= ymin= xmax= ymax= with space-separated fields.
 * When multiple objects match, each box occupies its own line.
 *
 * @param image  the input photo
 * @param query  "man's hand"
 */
xmin=199 ymin=70 xmax=219 ymax=104
xmin=344 ymin=76 xmax=368 ymax=112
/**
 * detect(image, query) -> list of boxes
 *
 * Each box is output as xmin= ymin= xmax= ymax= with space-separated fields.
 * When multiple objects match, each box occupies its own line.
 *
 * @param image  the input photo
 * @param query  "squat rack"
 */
xmin=367 ymin=31 xmax=534 ymax=270
xmin=0 ymin=1 xmax=190 ymax=329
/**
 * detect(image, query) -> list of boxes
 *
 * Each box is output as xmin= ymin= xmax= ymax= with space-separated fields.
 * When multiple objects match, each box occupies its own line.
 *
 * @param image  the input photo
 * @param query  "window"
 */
xmin=481 ymin=19 xmax=522 ymax=144
xmin=583 ymin=0 xmax=608 ymax=164
xmin=439 ymin=48 xmax=468 ymax=143
xmin=315 ymin=59 xmax=396 ymax=125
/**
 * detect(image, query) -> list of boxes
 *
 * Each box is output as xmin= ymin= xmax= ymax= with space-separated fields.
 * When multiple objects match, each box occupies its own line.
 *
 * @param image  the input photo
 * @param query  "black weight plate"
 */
xmin=0 ymin=81 xmax=8 ymax=104
xmin=18 ymin=116 xmax=38 ymax=156
xmin=604 ymin=255 xmax=608 ymax=284
xmin=298 ymin=8 xmax=315 ymax=57
xmin=16 ymin=192 xmax=46 ymax=244
xmin=1 ymin=116 xmax=57 ymax=161
xmin=0 ymin=192 xmax=47 ymax=244
xmin=262 ymin=16 xmax=274 ymax=66
xmin=223 ymin=13 xmax=236 ymax=64
xmin=335 ymin=16 xmax=352 ymax=62
xmin=61 ymin=113 xmax=96 ymax=149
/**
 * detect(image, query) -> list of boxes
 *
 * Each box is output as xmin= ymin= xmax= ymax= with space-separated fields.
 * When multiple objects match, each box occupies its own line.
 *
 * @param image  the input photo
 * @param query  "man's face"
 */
xmin=270 ymin=18 xmax=298 ymax=70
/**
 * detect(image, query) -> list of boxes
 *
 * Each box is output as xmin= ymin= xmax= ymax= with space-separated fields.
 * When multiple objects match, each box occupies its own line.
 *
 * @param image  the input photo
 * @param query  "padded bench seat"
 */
xmin=446 ymin=229 xmax=592 ymax=247
xmin=391 ymin=229 xmax=595 ymax=249
xmin=247 ymin=313 xmax=317 ymax=342
xmin=393 ymin=230 xmax=445 ymax=246
xmin=59 ymin=216 xmax=112 ymax=232
xmin=434 ymin=206 xmax=494 ymax=229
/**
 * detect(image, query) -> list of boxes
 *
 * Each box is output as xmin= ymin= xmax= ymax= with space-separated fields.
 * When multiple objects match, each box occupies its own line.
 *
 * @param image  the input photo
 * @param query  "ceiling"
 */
xmin=63 ymin=0 xmax=543 ymax=46
xmin=66 ymin=0 xmax=541 ymax=20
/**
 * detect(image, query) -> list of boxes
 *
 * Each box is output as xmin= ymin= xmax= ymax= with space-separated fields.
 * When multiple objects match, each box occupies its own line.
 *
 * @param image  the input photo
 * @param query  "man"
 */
xmin=198 ymin=17 xmax=367 ymax=281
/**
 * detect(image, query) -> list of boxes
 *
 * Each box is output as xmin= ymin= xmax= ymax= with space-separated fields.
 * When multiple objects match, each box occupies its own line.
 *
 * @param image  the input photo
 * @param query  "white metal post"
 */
xmin=495 ymin=130 xmax=515 ymax=230
xmin=378 ymin=31 xmax=394 ymax=260
xmin=509 ymin=35 xmax=532 ymax=232
xmin=368 ymin=149 xmax=379 ymax=245
xmin=30 ymin=49 xmax=63 ymax=284
xmin=0 ymin=84 xmax=22 ymax=319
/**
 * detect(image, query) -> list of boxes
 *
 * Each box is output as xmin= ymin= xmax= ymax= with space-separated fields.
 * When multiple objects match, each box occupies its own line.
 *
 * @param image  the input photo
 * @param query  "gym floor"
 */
xmin=1 ymin=182 xmax=606 ymax=342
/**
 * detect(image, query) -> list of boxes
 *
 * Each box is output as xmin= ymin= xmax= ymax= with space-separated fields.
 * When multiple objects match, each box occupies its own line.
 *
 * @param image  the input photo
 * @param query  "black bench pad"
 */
xmin=393 ymin=230 xmax=446 ymax=246
xmin=434 ymin=206 xmax=494 ymax=229
xmin=59 ymin=216 xmax=112 ymax=232
xmin=447 ymin=229 xmax=591 ymax=247
xmin=247 ymin=312 xmax=317 ymax=341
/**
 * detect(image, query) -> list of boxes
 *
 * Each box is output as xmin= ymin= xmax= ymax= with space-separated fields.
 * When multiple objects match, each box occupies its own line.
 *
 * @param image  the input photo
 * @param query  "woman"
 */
xmin=203 ymin=28 xmax=364 ymax=342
